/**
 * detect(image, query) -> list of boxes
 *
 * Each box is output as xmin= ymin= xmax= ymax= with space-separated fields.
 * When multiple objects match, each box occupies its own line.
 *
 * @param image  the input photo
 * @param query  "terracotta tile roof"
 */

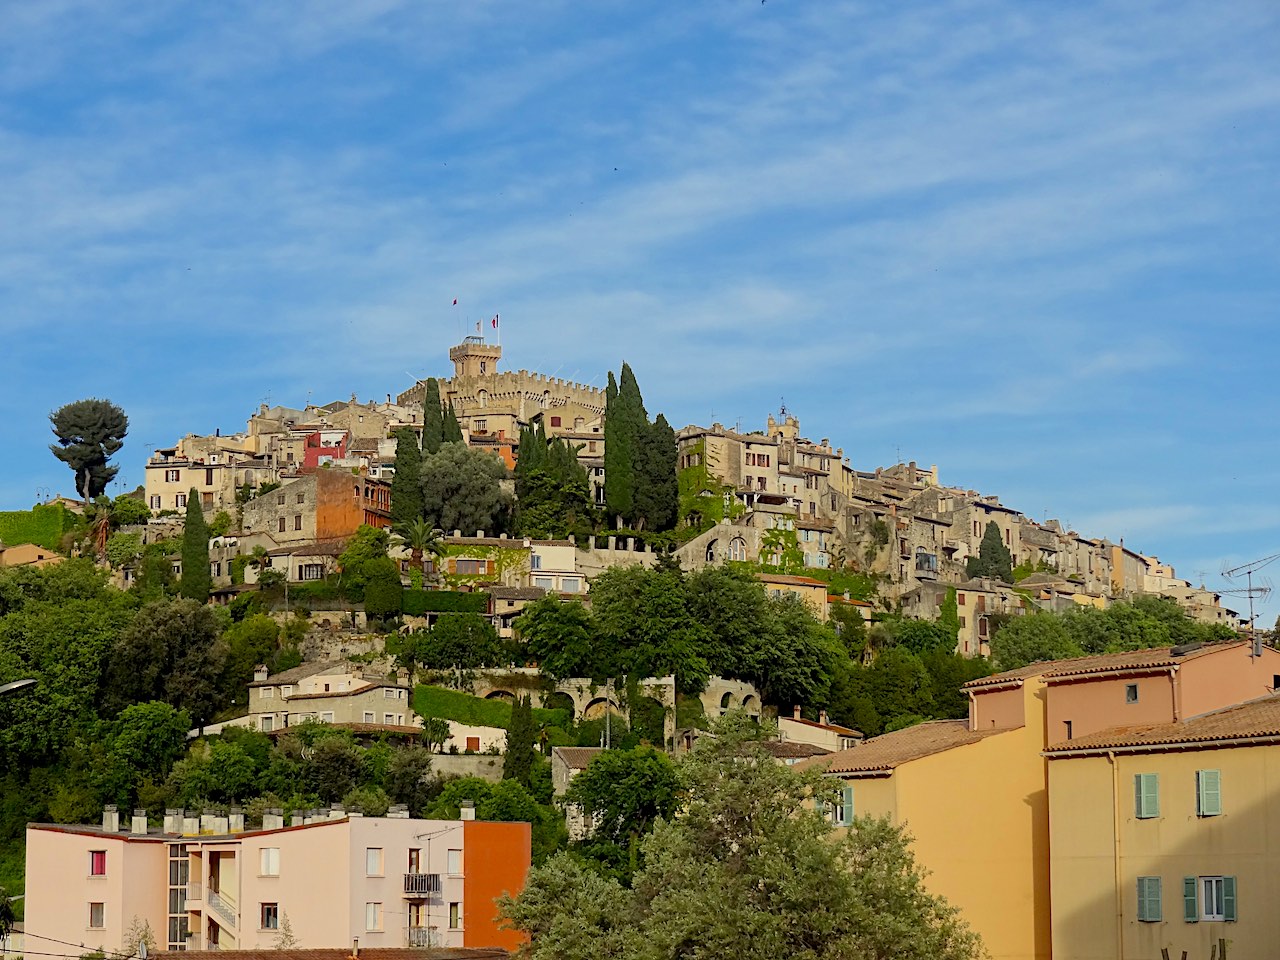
xmin=760 ymin=740 xmax=832 ymax=759
xmin=552 ymin=746 xmax=604 ymax=769
xmin=265 ymin=722 xmax=423 ymax=738
xmin=249 ymin=661 xmax=348 ymax=688
xmin=963 ymin=642 xmax=1247 ymax=690
xmin=758 ymin=573 xmax=828 ymax=587
xmin=794 ymin=720 xmax=996 ymax=775
xmin=783 ymin=716 xmax=862 ymax=737
xmin=1045 ymin=695 xmax=1280 ymax=755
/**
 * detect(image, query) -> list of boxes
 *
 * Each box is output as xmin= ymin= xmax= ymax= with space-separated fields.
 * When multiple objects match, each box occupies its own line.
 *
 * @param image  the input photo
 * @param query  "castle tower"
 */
xmin=449 ymin=336 xmax=502 ymax=378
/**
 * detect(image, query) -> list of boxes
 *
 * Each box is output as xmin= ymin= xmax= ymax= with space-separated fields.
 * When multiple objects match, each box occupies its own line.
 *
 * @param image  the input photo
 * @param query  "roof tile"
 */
xmin=795 ymin=720 xmax=995 ymax=775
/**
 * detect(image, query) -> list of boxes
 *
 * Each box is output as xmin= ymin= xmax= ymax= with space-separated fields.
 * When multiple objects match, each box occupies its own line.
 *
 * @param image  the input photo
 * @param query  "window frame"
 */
xmin=88 ymin=902 xmax=105 ymax=929
xmin=1196 ymin=769 xmax=1222 ymax=817
xmin=260 ymin=847 xmax=280 ymax=877
xmin=1134 ymin=773 xmax=1160 ymax=819
xmin=1136 ymin=876 xmax=1162 ymax=922
xmin=365 ymin=847 xmax=384 ymax=877
xmin=1125 ymin=683 xmax=1139 ymax=704
xmin=447 ymin=848 xmax=462 ymax=876
xmin=260 ymin=902 xmax=280 ymax=930
xmin=89 ymin=849 xmax=107 ymax=877
xmin=1185 ymin=875 xmax=1237 ymax=922
xmin=365 ymin=901 xmax=383 ymax=932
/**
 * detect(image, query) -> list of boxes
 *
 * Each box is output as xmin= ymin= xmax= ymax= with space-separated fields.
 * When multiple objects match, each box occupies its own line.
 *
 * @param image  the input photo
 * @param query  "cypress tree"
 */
xmin=636 ymin=414 xmax=678 ymax=532
xmin=179 ymin=489 xmax=211 ymax=603
xmin=390 ymin=428 xmax=424 ymax=526
xmin=421 ymin=379 xmax=443 ymax=454
xmin=605 ymin=371 xmax=618 ymax=410
xmin=442 ymin=402 xmax=464 ymax=443
xmin=966 ymin=520 xmax=1014 ymax=582
xmin=502 ymin=694 xmax=535 ymax=785
xmin=605 ymin=364 xmax=646 ymax=527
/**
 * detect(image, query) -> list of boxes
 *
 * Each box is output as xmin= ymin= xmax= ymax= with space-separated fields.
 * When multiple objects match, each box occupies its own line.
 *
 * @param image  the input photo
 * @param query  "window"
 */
xmin=149 ymin=495 xmax=162 ymax=510
xmin=297 ymin=492 xmax=305 ymax=503
xmin=449 ymin=902 xmax=461 ymax=929
xmin=534 ymin=576 xmax=554 ymax=590
xmin=474 ymin=419 xmax=487 ymax=432
xmin=1063 ymin=720 xmax=1073 ymax=741
xmin=958 ymin=594 xmax=966 ymax=606
xmin=1135 ymin=773 xmax=1160 ymax=819
xmin=561 ymin=578 xmax=580 ymax=593
xmin=447 ymin=849 xmax=462 ymax=875
xmin=175 ymin=494 xmax=187 ymax=508
xmin=365 ymin=902 xmax=383 ymax=931
xmin=1126 ymin=683 xmax=1139 ymax=704
xmin=260 ymin=847 xmax=280 ymax=876
xmin=166 ymin=469 xmax=181 ymax=482
xmin=87 ymin=901 xmax=106 ymax=928
xmin=455 ymin=559 xmax=486 ymax=575
xmin=262 ymin=687 xmax=274 ymax=699
xmin=205 ymin=468 xmax=214 ymax=486
xmin=1196 ymin=769 xmax=1222 ymax=817
xmin=281 ymin=685 xmax=292 ymax=697
xmin=1185 ymin=876 xmax=1236 ymax=922
xmin=260 ymin=903 xmax=279 ymax=930
xmin=366 ymin=847 xmax=383 ymax=876
xmin=364 ymin=711 xmax=375 ymax=723
xmin=278 ymin=517 xmax=286 ymax=533
xmin=89 ymin=850 xmax=107 ymax=876
xmin=277 ymin=493 xmax=285 ymax=505
xmin=384 ymin=713 xmax=396 ymax=725
xmin=833 ymin=785 xmax=855 ymax=826
xmin=1137 ymin=877 xmax=1162 ymax=921
xmin=550 ymin=416 xmax=562 ymax=427
xmin=294 ymin=515 xmax=302 ymax=531
xmin=301 ymin=563 xmax=324 ymax=580
xmin=320 ymin=711 xmax=334 ymax=722
xmin=531 ymin=554 xmax=542 ymax=570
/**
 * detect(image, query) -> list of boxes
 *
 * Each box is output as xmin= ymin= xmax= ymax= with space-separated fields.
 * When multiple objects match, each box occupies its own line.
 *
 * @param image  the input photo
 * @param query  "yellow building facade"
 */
xmin=1046 ymin=697 xmax=1280 ymax=960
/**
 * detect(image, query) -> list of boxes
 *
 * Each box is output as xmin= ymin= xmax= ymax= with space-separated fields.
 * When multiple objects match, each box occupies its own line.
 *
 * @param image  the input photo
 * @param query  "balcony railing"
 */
xmin=404 ymin=872 xmax=442 ymax=897
xmin=186 ymin=882 xmax=204 ymax=905
xmin=407 ymin=927 xmax=440 ymax=947
xmin=207 ymin=889 xmax=237 ymax=929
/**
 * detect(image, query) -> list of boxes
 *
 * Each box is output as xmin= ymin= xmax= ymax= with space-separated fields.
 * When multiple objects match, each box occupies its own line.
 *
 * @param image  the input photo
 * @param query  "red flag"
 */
xmin=491 ymin=314 xmax=499 ymax=329
xmin=452 ymin=298 xmax=458 ymax=305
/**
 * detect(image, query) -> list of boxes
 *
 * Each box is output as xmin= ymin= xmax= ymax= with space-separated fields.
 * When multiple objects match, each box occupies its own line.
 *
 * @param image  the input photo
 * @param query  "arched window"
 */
xmin=728 ymin=537 xmax=747 ymax=562
xmin=706 ymin=539 xmax=718 ymax=563
xmin=476 ymin=390 xmax=488 ymax=408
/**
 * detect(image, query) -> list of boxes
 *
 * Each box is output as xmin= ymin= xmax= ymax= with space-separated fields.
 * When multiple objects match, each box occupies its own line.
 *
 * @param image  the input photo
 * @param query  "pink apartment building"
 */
xmin=25 ymin=806 xmax=529 ymax=956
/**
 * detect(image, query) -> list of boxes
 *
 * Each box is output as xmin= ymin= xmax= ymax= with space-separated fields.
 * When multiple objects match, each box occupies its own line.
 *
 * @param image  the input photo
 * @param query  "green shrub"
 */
xmin=413 ymin=685 xmax=569 ymax=731
xmin=0 ymin=504 xmax=74 ymax=550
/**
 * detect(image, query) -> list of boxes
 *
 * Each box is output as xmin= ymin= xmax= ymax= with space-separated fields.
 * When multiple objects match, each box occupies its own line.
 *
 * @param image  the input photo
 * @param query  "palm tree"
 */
xmin=392 ymin=518 xmax=445 ymax=587
xmin=87 ymin=498 xmax=113 ymax=563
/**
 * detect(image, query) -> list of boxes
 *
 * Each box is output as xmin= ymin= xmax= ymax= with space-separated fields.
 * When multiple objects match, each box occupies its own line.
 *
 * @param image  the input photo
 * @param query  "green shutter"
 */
xmin=1135 ymin=773 xmax=1160 ymax=819
xmin=1223 ymin=876 xmax=1237 ymax=921
xmin=1137 ymin=877 xmax=1162 ymax=922
xmin=1184 ymin=877 xmax=1199 ymax=922
xmin=1197 ymin=769 xmax=1222 ymax=817
xmin=841 ymin=785 xmax=855 ymax=825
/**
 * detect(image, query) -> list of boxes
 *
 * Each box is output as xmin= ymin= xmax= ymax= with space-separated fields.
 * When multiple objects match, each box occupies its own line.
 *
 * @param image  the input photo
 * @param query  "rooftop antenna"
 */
xmin=1222 ymin=552 xmax=1280 ymax=655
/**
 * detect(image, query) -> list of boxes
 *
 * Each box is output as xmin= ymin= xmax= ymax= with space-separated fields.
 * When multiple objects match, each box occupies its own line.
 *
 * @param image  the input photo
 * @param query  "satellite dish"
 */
xmin=139 ymin=942 xmax=149 ymax=960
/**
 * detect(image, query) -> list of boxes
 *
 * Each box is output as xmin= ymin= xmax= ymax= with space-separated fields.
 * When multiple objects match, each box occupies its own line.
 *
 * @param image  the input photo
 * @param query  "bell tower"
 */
xmin=449 ymin=336 xmax=502 ymax=378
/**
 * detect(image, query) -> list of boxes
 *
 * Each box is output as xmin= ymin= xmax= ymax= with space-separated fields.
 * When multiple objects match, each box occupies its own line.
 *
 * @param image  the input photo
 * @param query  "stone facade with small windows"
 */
xmin=248 ymin=661 xmax=415 ymax=733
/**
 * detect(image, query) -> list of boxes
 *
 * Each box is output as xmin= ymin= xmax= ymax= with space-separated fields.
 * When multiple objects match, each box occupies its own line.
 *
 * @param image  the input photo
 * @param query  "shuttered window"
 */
xmin=835 ymin=785 xmax=855 ymax=826
xmin=1135 ymin=773 xmax=1160 ymax=819
xmin=1136 ymin=877 xmax=1162 ymax=922
xmin=1196 ymin=769 xmax=1222 ymax=817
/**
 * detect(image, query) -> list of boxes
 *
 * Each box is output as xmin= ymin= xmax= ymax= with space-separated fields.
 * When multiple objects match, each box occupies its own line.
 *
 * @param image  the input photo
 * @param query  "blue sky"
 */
xmin=3 ymin=2 xmax=1279 ymax=620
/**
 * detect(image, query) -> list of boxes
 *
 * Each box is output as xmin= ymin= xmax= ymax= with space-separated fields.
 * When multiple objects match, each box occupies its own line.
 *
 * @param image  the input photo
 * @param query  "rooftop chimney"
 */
xmin=793 ymin=705 xmax=801 ymax=720
xmin=229 ymin=808 xmax=245 ymax=833
xmin=253 ymin=664 xmax=269 ymax=682
xmin=819 ymin=710 xmax=830 ymax=726
xmin=102 ymin=805 xmax=119 ymax=834
xmin=131 ymin=810 xmax=148 ymax=835
xmin=182 ymin=815 xmax=200 ymax=837
xmin=164 ymin=808 xmax=182 ymax=835
xmin=459 ymin=800 xmax=476 ymax=822
xmin=263 ymin=809 xmax=285 ymax=831
xmin=290 ymin=812 xmax=304 ymax=827
xmin=387 ymin=804 xmax=409 ymax=819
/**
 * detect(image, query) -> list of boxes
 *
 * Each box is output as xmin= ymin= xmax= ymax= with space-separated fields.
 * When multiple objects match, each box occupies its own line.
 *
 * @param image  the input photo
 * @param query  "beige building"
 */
xmin=778 ymin=706 xmax=862 ymax=751
xmin=0 ymin=542 xmax=63 ymax=568
xmin=249 ymin=663 xmax=414 ymax=733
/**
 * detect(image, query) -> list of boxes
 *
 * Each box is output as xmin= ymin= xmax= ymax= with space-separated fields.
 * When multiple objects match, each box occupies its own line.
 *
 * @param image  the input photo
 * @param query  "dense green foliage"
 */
xmin=48 ymin=398 xmax=129 ymax=501
xmin=0 ymin=503 xmax=76 ymax=551
xmin=503 ymin=695 xmax=535 ymax=785
xmin=966 ymin=520 xmax=1014 ymax=582
xmin=602 ymin=364 xmax=677 ymax=532
xmin=402 ymin=589 xmax=489 ymax=615
xmin=989 ymin=595 xmax=1235 ymax=670
xmin=420 ymin=442 xmax=511 ymax=535
xmin=389 ymin=428 xmax=424 ymax=526
xmin=412 ymin=685 xmax=571 ymax=731
xmin=421 ymin=378 xmax=443 ymax=454
xmin=336 ymin=525 xmax=391 ymax=600
xmin=514 ymin=422 xmax=594 ymax=539
xmin=501 ymin=717 xmax=983 ymax=960
xmin=179 ymin=490 xmax=211 ymax=603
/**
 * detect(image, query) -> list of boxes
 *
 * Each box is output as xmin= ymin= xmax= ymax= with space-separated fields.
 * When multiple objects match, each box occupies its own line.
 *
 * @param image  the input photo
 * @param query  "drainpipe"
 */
xmin=1170 ymin=666 xmax=1182 ymax=722
xmin=1107 ymin=750 xmax=1124 ymax=960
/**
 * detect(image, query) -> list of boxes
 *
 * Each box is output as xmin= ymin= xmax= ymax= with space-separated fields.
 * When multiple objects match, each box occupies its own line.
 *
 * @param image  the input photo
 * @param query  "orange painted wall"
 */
xmin=969 ymin=685 xmax=1025 ymax=731
xmin=1046 ymin=671 xmax=1176 ymax=742
xmin=1179 ymin=644 xmax=1280 ymax=717
xmin=461 ymin=820 xmax=531 ymax=951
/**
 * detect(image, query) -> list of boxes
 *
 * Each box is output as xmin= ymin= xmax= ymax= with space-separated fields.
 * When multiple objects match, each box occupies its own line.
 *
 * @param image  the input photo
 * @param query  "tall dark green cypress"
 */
xmin=636 ymin=414 xmax=678 ymax=531
xmin=180 ymin=488 xmax=211 ymax=603
xmin=421 ymin=379 xmax=443 ymax=454
xmin=390 ymin=428 xmax=424 ymax=526
xmin=605 ymin=365 xmax=645 ymax=527
xmin=502 ymin=694 xmax=535 ymax=785
xmin=442 ymin=402 xmax=464 ymax=443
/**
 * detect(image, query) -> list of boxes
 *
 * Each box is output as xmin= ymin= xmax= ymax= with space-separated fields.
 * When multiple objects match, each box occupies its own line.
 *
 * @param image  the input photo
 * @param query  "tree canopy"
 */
xmin=390 ymin=428 xmax=424 ymax=526
xmin=179 ymin=491 xmax=211 ymax=604
xmin=421 ymin=379 xmax=443 ymax=454
xmin=49 ymin=398 xmax=129 ymax=501
xmin=420 ymin=442 xmax=511 ymax=535
xmin=966 ymin=521 xmax=1013 ymax=582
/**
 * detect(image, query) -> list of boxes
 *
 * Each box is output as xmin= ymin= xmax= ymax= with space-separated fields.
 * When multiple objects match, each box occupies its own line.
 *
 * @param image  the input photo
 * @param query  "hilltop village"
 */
xmin=3 ymin=337 xmax=1268 ymax=960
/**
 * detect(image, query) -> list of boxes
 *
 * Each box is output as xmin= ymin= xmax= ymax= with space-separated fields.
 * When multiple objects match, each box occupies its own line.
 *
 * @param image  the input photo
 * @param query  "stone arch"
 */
xmin=720 ymin=692 xmax=736 ymax=713
xmin=543 ymin=690 xmax=576 ymax=722
xmin=705 ymin=539 xmax=719 ymax=563
xmin=484 ymin=689 xmax=516 ymax=704
xmin=740 ymin=694 xmax=759 ymax=717
xmin=477 ymin=389 xmax=489 ymax=408
xmin=582 ymin=697 xmax=621 ymax=721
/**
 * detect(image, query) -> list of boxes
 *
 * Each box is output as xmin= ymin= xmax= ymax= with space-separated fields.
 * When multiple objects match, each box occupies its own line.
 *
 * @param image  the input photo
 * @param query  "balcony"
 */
xmin=407 ymin=927 xmax=441 ymax=947
xmin=186 ymin=882 xmax=204 ymax=907
xmin=403 ymin=873 xmax=442 ymax=898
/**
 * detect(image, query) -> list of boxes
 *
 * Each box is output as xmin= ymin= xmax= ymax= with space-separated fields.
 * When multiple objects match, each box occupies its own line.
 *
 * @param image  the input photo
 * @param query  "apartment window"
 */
xmin=293 ymin=514 xmax=302 ymax=531
xmin=204 ymin=468 xmax=214 ymax=486
xmin=531 ymin=554 xmax=542 ymax=570
xmin=1063 ymin=720 xmax=1073 ymax=741
xmin=260 ymin=847 xmax=280 ymax=877
xmin=166 ymin=469 xmax=181 ymax=482
xmin=550 ymin=416 xmax=562 ymax=427
xmin=588 ymin=441 xmax=597 ymax=452
xmin=1135 ymin=773 xmax=1160 ymax=819
xmin=260 ymin=903 xmax=279 ymax=930
xmin=365 ymin=902 xmax=383 ymax=931
xmin=447 ymin=848 xmax=462 ymax=876
xmin=1196 ymin=769 xmax=1222 ymax=817
xmin=534 ymin=576 xmax=554 ymax=590
xmin=276 ymin=493 xmax=285 ymax=505
xmin=281 ymin=685 xmax=292 ymax=697
xmin=1125 ymin=683 xmax=1139 ymax=704
xmin=958 ymin=594 xmax=966 ymax=606
xmin=384 ymin=713 xmax=396 ymax=724
xmin=175 ymin=494 xmax=187 ymax=508
xmin=1137 ymin=877 xmax=1162 ymax=922
xmin=449 ymin=902 xmax=461 ymax=930
xmin=89 ymin=850 xmax=107 ymax=876
xmin=455 ymin=559 xmax=486 ymax=575
xmin=297 ymin=492 xmax=305 ymax=503
xmin=366 ymin=847 xmax=383 ymax=876
xmin=89 ymin=902 xmax=105 ymax=928
xmin=278 ymin=517 xmax=286 ymax=533
xmin=301 ymin=563 xmax=324 ymax=580
xmin=833 ymin=785 xmax=855 ymax=827
xmin=149 ymin=495 xmax=162 ymax=510
xmin=364 ymin=711 xmax=375 ymax=723
xmin=561 ymin=578 xmax=581 ymax=593
xmin=1185 ymin=876 xmax=1236 ymax=922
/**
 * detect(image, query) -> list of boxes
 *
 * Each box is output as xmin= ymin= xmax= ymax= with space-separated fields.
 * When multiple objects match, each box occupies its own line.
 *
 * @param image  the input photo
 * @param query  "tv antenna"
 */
xmin=1221 ymin=552 xmax=1280 ymax=656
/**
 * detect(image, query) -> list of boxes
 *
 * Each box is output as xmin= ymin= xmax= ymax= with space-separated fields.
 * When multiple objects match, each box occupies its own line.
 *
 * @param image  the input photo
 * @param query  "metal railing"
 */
xmin=207 ymin=888 xmax=238 ymax=929
xmin=186 ymin=882 xmax=203 ymax=903
xmin=407 ymin=927 xmax=440 ymax=947
xmin=403 ymin=872 xmax=442 ymax=896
